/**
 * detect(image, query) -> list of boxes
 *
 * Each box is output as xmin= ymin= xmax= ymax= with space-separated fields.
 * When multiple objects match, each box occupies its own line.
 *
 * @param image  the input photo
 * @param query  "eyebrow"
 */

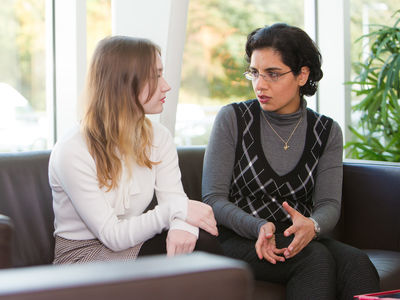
xmin=249 ymin=66 xmax=283 ymax=72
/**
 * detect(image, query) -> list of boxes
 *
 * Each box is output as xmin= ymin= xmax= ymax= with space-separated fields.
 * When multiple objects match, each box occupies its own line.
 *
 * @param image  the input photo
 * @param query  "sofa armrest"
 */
xmin=0 ymin=252 xmax=253 ymax=300
xmin=0 ymin=214 xmax=13 ymax=269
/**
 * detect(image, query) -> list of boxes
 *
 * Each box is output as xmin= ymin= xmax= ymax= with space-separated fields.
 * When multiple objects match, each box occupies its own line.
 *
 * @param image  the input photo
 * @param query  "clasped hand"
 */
xmin=255 ymin=201 xmax=315 ymax=263
xmin=186 ymin=200 xmax=218 ymax=236
xmin=166 ymin=200 xmax=218 ymax=257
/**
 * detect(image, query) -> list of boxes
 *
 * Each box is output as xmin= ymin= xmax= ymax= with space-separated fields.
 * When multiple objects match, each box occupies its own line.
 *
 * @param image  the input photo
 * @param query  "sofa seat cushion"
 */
xmin=365 ymin=249 xmax=400 ymax=291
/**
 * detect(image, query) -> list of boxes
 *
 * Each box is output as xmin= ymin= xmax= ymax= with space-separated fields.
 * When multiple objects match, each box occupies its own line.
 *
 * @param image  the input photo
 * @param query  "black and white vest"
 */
xmin=228 ymin=99 xmax=333 ymax=222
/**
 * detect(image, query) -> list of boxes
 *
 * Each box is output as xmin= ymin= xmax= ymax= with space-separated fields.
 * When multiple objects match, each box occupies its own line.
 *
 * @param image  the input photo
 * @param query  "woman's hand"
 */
xmin=186 ymin=200 xmax=218 ymax=236
xmin=166 ymin=229 xmax=197 ymax=257
xmin=282 ymin=201 xmax=316 ymax=259
xmin=255 ymin=222 xmax=286 ymax=264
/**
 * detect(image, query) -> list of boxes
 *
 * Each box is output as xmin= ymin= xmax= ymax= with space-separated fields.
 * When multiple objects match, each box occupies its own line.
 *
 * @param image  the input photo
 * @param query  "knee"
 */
xmin=336 ymin=249 xmax=380 ymax=298
xmin=342 ymin=250 xmax=378 ymax=276
xmin=286 ymin=243 xmax=336 ymax=299
xmin=300 ymin=242 xmax=336 ymax=269
xmin=290 ymin=242 xmax=336 ymax=282
xmin=354 ymin=251 xmax=374 ymax=268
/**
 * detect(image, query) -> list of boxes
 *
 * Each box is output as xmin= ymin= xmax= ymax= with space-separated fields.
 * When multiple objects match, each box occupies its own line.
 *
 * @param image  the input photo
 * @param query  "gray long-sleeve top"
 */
xmin=202 ymin=99 xmax=343 ymax=240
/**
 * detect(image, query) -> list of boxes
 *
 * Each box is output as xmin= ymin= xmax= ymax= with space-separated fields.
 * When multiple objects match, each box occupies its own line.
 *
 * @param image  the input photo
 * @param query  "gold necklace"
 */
xmin=261 ymin=111 xmax=303 ymax=151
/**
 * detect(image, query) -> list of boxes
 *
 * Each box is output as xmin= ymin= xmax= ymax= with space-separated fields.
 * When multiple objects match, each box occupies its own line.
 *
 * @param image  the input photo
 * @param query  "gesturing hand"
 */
xmin=282 ymin=201 xmax=316 ymax=259
xmin=166 ymin=229 xmax=197 ymax=257
xmin=186 ymin=200 xmax=218 ymax=236
xmin=255 ymin=222 xmax=286 ymax=264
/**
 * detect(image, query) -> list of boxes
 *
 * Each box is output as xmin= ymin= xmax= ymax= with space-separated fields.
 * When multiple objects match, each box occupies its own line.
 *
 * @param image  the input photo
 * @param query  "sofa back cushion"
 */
xmin=0 ymin=151 xmax=54 ymax=267
xmin=177 ymin=146 xmax=205 ymax=201
xmin=342 ymin=160 xmax=400 ymax=251
xmin=1 ymin=146 xmax=398 ymax=268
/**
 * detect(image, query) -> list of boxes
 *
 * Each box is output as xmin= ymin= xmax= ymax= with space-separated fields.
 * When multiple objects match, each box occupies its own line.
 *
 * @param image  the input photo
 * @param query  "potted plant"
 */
xmin=345 ymin=10 xmax=400 ymax=162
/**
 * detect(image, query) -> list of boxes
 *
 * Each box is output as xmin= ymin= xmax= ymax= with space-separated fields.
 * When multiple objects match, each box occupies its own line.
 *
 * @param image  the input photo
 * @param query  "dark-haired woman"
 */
xmin=202 ymin=23 xmax=380 ymax=299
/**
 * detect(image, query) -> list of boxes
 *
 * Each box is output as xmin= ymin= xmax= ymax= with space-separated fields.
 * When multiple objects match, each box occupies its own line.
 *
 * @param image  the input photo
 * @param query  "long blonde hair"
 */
xmin=81 ymin=36 xmax=160 ymax=190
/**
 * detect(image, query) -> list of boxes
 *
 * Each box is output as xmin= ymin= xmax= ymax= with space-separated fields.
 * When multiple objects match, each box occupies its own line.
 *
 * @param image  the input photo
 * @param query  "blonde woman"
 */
xmin=49 ymin=36 xmax=220 ymax=263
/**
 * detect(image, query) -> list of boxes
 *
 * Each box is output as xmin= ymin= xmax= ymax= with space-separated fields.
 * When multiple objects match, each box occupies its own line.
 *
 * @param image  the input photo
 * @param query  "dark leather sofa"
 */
xmin=0 ymin=146 xmax=399 ymax=299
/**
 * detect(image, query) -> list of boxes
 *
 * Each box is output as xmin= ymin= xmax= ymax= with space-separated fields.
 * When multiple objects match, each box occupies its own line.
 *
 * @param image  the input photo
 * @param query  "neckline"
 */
xmin=261 ymin=98 xmax=306 ymax=126
xmin=257 ymin=106 xmax=312 ymax=180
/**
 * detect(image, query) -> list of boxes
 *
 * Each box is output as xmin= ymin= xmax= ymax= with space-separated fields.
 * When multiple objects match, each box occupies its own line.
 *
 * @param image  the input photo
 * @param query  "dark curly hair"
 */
xmin=245 ymin=23 xmax=323 ymax=97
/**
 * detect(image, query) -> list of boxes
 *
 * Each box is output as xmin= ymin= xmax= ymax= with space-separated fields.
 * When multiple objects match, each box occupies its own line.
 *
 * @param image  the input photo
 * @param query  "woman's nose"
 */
xmin=161 ymin=77 xmax=171 ymax=92
xmin=253 ymin=76 xmax=268 ymax=91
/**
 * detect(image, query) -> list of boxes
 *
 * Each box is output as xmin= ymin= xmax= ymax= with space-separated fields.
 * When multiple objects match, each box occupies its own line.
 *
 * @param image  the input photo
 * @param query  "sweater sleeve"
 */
xmin=310 ymin=120 xmax=343 ymax=234
xmin=202 ymin=105 xmax=267 ymax=240
xmin=152 ymin=122 xmax=199 ymax=237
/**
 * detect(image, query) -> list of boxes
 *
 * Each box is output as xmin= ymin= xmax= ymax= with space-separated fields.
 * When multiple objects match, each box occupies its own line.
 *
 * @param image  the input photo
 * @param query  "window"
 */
xmin=176 ymin=0 xmax=305 ymax=146
xmin=0 ymin=0 xmax=48 ymax=152
xmin=86 ymin=0 xmax=111 ymax=65
xmin=0 ymin=0 xmax=112 ymax=152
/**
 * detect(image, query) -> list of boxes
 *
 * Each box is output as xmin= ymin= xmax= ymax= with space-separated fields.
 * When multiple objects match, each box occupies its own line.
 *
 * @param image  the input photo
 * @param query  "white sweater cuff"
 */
xmin=167 ymin=197 xmax=188 ymax=222
xmin=170 ymin=218 xmax=199 ymax=238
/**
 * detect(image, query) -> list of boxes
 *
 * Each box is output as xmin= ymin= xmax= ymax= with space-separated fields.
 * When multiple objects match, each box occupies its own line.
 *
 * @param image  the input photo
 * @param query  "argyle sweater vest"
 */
xmin=228 ymin=99 xmax=333 ymax=222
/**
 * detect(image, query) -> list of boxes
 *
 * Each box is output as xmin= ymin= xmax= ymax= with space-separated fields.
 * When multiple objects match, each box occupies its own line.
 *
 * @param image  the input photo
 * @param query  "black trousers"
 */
xmin=218 ymin=226 xmax=380 ymax=300
xmin=138 ymin=229 xmax=223 ymax=257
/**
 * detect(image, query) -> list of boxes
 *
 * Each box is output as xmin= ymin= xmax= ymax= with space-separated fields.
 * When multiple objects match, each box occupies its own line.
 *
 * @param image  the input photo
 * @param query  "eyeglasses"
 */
xmin=243 ymin=70 xmax=292 ymax=82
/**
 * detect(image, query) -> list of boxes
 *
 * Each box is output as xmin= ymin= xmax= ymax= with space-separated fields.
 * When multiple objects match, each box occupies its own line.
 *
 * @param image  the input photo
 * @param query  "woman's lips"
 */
xmin=160 ymin=97 xmax=166 ymax=103
xmin=258 ymin=95 xmax=271 ymax=104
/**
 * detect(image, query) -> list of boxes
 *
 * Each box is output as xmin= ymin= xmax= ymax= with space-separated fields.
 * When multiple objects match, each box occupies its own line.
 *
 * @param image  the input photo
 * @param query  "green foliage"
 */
xmin=180 ymin=0 xmax=304 ymax=105
xmin=345 ymin=10 xmax=400 ymax=161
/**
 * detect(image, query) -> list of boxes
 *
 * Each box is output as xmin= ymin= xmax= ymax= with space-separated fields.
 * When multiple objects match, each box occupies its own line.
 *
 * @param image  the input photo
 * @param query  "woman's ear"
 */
xmin=298 ymin=66 xmax=310 ymax=86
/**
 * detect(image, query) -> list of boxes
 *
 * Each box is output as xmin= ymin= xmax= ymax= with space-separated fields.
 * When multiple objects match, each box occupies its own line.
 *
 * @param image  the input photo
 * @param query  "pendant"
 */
xmin=284 ymin=143 xmax=289 ymax=151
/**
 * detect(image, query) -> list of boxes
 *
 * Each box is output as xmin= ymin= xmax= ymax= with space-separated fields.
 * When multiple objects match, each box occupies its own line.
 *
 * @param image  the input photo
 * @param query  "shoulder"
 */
xmin=50 ymin=125 xmax=93 ymax=168
xmin=213 ymin=104 xmax=237 ymax=130
xmin=216 ymin=99 xmax=258 ymax=123
xmin=306 ymin=108 xmax=337 ymax=133
xmin=306 ymin=107 xmax=333 ymax=123
xmin=51 ymin=126 xmax=88 ymax=157
xmin=151 ymin=119 xmax=170 ymax=135
xmin=151 ymin=120 xmax=173 ymax=147
xmin=329 ymin=120 xmax=343 ymax=145
xmin=307 ymin=109 xmax=343 ymax=148
xmin=306 ymin=108 xmax=342 ymax=135
xmin=305 ymin=107 xmax=343 ymax=147
xmin=218 ymin=103 xmax=235 ymax=118
xmin=230 ymin=99 xmax=259 ymax=111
